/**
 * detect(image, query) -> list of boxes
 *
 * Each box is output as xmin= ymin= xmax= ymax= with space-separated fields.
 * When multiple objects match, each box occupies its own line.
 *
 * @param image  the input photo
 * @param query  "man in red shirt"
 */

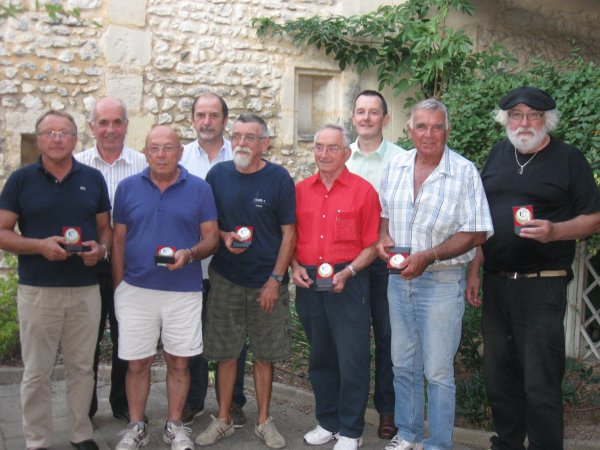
xmin=291 ymin=124 xmax=381 ymax=450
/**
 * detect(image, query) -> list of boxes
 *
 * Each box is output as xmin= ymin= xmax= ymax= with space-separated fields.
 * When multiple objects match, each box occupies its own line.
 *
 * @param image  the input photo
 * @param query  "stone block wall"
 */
xmin=0 ymin=0 xmax=598 ymax=183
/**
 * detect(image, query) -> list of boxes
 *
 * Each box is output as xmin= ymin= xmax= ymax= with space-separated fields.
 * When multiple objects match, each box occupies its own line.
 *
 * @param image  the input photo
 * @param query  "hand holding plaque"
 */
xmin=232 ymin=226 xmax=253 ymax=249
xmin=314 ymin=262 xmax=334 ymax=291
xmin=387 ymin=247 xmax=411 ymax=274
xmin=513 ymin=205 xmax=534 ymax=235
xmin=155 ymin=246 xmax=176 ymax=266
xmin=62 ymin=226 xmax=91 ymax=253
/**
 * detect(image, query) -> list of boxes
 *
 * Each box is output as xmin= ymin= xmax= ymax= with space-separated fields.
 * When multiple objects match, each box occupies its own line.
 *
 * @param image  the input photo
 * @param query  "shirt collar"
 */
xmin=350 ymin=138 xmax=386 ymax=160
xmin=401 ymin=146 xmax=453 ymax=175
xmin=311 ymin=166 xmax=352 ymax=187
xmin=91 ymin=146 xmax=134 ymax=165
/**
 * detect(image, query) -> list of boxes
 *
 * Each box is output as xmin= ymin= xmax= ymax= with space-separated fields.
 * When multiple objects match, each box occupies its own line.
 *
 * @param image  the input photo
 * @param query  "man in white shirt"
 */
xmin=180 ymin=93 xmax=248 ymax=428
xmin=75 ymin=97 xmax=147 ymax=422
xmin=346 ymin=90 xmax=405 ymax=440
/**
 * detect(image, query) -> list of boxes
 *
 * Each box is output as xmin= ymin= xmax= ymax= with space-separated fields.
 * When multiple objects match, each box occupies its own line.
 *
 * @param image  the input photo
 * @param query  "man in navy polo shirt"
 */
xmin=0 ymin=110 xmax=112 ymax=450
xmin=112 ymin=125 xmax=218 ymax=450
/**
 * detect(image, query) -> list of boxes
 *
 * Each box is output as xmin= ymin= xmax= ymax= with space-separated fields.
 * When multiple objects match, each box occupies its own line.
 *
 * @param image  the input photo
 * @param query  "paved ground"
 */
xmin=0 ymin=368 xmax=486 ymax=450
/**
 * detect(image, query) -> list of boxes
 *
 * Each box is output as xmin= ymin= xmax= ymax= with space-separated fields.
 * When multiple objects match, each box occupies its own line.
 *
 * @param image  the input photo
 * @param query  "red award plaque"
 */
xmin=155 ymin=246 xmax=176 ymax=266
xmin=62 ymin=226 xmax=90 ymax=252
xmin=513 ymin=205 xmax=534 ymax=234
xmin=387 ymin=247 xmax=411 ymax=274
xmin=232 ymin=226 xmax=253 ymax=248
xmin=315 ymin=262 xmax=334 ymax=291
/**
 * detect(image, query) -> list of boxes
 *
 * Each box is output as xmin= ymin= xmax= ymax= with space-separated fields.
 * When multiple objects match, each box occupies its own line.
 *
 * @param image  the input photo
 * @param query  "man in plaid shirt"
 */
xmin=377 ymin=99 xmax=493 ymax=450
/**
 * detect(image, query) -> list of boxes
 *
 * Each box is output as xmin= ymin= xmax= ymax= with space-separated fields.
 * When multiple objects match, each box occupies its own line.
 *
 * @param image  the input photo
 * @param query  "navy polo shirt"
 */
xmin=113 ymin=166 xmax=217 ymax=292
xmin=0 ymin=157 xmax=110 ymax=287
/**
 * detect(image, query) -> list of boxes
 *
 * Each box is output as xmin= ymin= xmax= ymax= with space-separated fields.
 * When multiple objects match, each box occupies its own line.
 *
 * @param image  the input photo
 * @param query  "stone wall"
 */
xmin=0 ymin=0 xmax=598 ymax=183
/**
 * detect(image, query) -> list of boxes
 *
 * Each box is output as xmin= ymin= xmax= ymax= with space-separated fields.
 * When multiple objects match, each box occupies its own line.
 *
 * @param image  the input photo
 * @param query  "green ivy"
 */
xmin=0 ymin=253 xmax=19 ymax=360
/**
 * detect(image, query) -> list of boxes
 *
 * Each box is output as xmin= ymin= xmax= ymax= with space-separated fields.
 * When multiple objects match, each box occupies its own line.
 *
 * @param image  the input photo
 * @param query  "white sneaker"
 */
xmin=255 ymin=416 xmax=286 ymax=448
xmin=195 ymin=415 xmax=234 ymax=445
xmin=334 ymin=436 xmax=363 ymax=450
xmin=383 ymin=436 xmax=424 ymax=450
xmin=303 ymin=425 xmax=339 ymax=445
xmin=162 ymin=421 xmax=193 ymax=450
xmin=115 ymin=422 xmax=150 ymax=450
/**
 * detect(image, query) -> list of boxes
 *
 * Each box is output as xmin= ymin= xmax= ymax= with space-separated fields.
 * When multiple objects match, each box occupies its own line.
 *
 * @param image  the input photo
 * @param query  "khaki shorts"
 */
xmin=203 ymin=267 xmax=291 ymax=362
xmin=115 ymin=281 xmax=203 ymax=359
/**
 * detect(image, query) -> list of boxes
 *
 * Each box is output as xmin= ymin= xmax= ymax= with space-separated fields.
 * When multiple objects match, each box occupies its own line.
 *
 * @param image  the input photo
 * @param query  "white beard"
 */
xmin=507 ymin=126 xmax=549 ymax=154
xmin=233 ymin=146 xmax=252 ymax=169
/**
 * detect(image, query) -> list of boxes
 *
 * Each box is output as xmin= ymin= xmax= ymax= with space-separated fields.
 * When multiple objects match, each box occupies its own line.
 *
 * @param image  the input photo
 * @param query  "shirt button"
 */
xmin=320 ymin=235 xmax=324 ymax=239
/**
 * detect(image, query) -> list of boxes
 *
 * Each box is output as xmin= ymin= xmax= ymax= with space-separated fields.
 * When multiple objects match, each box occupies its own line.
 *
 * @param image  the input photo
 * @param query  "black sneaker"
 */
xmin=182 ymin=406 xmax=204 ymax=425
xmin=230 ymin=403 xmax=246 ymax=428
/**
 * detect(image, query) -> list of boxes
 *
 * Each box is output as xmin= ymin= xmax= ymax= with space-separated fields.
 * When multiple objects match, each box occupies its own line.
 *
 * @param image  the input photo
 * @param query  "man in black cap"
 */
xmin=466 ymin=86 xmax=600 ymax=450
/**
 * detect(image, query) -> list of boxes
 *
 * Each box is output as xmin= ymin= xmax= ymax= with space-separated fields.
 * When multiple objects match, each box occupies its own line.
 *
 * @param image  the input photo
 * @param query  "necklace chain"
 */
xmin=514 ymin=147 xmax=538 ymax=175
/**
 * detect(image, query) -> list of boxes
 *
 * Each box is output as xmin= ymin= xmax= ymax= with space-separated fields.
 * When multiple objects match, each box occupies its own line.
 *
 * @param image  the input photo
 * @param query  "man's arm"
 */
xmin=399 ymin=231 xmax=487 ymax=280
xmin=332 ymin=243 xmax=377 ymax=293
xmin=466 ymin=246 xmax=484 ymax=308
xmin=80 ymin=211 xmax=112 ymax=267
xmin=376 ymin=217 xmax=394 ymax=260
xmin=111 ymin=222 xmax=127 ymax=287
xmin=0 ymin=209 xmax=68 ymax=261
xmin=519 ymin=211 xmax=600 ymax=243
xmin=168 ymin=219 xmax=219 ymax=270
xmin=258 ymin=223 xmax=296 ymax=313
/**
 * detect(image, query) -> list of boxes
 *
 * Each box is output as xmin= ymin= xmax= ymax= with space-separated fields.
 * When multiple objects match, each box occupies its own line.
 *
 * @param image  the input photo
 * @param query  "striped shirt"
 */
xmin=380 ymin=146 xmax=493 ymax=266
xmin=74 ymin=145 xmax=147 ymax=208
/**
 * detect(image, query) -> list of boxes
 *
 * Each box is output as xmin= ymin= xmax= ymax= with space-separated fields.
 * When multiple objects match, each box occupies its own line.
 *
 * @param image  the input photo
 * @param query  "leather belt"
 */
xmin=492 ymin=270 xmax=568 ymax=279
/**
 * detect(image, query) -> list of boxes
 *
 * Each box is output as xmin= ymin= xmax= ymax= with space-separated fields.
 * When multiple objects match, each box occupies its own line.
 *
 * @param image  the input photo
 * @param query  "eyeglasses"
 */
xmin=508 ymin=111 xmax=545 ymax=122
xmin=37 ymin=130 xmax=76 ymax=139
xmin=231 ymin=133 xmax=266 ymax=144
xmin=314 ymin=145 xmax=344 ymax=154
xmin=146 ymin=144 xmax=178 ymax=154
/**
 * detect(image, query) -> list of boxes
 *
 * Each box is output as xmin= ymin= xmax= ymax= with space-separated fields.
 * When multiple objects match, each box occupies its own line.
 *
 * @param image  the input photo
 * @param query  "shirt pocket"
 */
xmin=334 ymin=211 xmax=360 ymax=242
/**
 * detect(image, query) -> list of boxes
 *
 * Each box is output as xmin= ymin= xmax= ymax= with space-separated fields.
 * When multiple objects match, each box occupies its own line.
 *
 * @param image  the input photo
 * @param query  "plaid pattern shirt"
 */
xmin=380 ymin=146 xmax=493 ymax=266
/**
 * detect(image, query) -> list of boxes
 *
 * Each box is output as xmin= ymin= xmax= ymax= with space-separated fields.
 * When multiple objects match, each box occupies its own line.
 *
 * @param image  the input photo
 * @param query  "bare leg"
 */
xmin=253 ymin=359 xmax=273 ymax=424
xmin=164 ymin=352 xmax=190 ymax=421
xmin=126 ymin=356 xmax=153 ymax=422
xmin=216 ymin=359 xmax=237 ymax=423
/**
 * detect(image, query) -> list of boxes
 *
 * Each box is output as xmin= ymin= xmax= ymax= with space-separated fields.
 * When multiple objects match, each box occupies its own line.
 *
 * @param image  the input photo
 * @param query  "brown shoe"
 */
xmin=378 ymin=414 xmax=397 ymax=440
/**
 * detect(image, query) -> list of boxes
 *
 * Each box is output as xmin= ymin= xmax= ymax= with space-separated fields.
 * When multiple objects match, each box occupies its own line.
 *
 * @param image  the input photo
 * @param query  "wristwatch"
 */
xmin=270 ymin=272 xmax=284 ymax=283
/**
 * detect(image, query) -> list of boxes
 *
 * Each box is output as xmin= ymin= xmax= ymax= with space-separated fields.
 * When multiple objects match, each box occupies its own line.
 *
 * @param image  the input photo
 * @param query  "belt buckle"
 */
xmin=508 ymin=272 xmax=518 ymax=279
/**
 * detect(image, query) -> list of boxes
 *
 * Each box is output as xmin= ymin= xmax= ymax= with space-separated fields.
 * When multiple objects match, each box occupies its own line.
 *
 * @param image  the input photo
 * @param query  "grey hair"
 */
xmin=407 ymin=98 xmax=450 ymax=130
xmin=234 ymin=113 xmax=269 ymax=138
xmin=88 ymin=97 xmax=129 ymax=123
xmin=314 ymin=124 xmax=351 ymax=148
xmin=493 ymin=108 xmax=560 ymax=132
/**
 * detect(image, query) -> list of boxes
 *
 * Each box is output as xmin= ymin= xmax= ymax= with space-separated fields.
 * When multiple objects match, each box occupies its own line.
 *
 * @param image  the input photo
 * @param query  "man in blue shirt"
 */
xmin=0 ymin=110 xmax=111 ymax=450
xmin=196 ymin=113 xmax=296 ymax=449
xmin=112 ymin=125 xmax=218 ymax=450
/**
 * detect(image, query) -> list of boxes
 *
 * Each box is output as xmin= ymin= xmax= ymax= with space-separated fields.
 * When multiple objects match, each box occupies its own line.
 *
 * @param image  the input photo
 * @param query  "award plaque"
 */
xmin=315 ymin=262 xmax=334 ymax=292
xmin=155 ymin=246 xmax=176 ymax=266
xmin=512 ymin=205 xmax=534 ymax=234
xmin=232 ymin=226 xmax=253 ymax=248
xmin=387 ymin=247 xmax=411 ymax=274
xmin=62 ymin=226 xmax=90 ymax=252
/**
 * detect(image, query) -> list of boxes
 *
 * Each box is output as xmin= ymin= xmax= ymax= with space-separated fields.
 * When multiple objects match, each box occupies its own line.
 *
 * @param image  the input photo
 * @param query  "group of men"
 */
xmin=1 ymin=85 xmax=599 ymax=450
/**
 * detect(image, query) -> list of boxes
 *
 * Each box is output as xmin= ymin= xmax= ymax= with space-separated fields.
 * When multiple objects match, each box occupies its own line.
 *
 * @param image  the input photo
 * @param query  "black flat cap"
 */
xmin=498 ymin=86 xmax=556 ymax=111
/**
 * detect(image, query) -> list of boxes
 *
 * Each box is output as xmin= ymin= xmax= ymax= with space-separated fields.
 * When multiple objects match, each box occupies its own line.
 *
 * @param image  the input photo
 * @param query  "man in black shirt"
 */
xmin=466 ymin=87 xmax=600 ymax=450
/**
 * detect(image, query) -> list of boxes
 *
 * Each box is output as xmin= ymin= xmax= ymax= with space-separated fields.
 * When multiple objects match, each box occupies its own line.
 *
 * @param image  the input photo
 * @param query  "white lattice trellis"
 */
xmin=565 ymin=241 xmax=600 ymax=360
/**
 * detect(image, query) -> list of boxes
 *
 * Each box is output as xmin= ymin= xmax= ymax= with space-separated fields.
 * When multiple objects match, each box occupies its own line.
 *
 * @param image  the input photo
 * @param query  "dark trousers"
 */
xmin=368 ymin=258 xmax=395 ymax=415
xmin=186 ymin=279 xmax=247 ymax=410
xmin=296 ymin=265 xmax=371 ymax=438
xmin=90 ymin=269 xmax=128 ymax=417
xmin=482 ymin=272 xmax=567 ymax=450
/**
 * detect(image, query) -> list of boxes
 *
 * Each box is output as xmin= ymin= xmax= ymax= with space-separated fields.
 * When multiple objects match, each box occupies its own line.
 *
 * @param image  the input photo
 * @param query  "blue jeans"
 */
xmin=296 ymin=264 xmax=371 ymax=438
xmin=186 ymin=279 xmax=247 ymax=410
xmin=368 ymin=259 xmax=395 ymax=415
xmin=388 ymin=268 xmax=465 ymax=450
